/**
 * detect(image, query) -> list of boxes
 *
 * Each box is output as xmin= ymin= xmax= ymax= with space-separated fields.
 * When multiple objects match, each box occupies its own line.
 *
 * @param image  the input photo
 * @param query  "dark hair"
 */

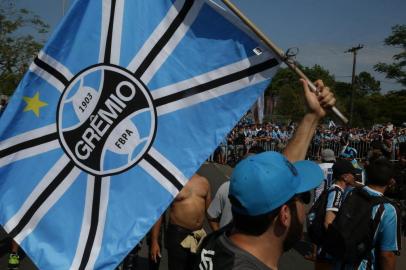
xmin=231 ymin=198 xmax=297 ymax=236
xmin=366 ymin=158 xmax=394 ymax=186
xmin=248 ymin=145 xmax=265 ymax=154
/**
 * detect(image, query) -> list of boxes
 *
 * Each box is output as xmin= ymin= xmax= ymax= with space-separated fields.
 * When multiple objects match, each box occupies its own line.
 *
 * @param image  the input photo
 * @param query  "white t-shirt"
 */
xmin=314 ymin=162 xmax=334 ymax=201
xmin=207 ymin=181 xmax=232 ymax=228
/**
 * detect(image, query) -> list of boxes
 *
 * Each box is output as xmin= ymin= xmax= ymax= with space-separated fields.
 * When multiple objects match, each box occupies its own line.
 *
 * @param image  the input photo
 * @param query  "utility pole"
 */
xmin=345 ymin=44 xmax=363 ymax=126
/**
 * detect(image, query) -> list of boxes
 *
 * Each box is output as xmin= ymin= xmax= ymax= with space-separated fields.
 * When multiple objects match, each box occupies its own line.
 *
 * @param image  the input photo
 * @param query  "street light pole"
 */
xmin=345 ymin=44 xmax=364 ymax=126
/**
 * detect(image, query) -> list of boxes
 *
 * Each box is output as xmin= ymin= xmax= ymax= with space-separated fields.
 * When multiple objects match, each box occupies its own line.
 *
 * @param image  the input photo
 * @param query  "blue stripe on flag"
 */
xmin=0 ymin=149 xmax=64 ymax=223
xmin=21 ymin=172 xmax=87 ymax=269
xmin=42 ymin=0 xmax=101 ymax=74
xmin=120 ymin=0 xmax=175 ymax=68
xmin=148 ymin=2 xmax=259 ymax=90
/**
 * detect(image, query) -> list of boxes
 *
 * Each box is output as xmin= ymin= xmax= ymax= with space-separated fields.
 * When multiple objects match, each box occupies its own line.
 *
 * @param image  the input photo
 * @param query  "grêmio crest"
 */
xmin=57 ymin=64 xmax=157 ymax=176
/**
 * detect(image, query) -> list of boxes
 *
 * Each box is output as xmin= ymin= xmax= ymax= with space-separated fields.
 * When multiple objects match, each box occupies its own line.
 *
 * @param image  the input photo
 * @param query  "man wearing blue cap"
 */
xmin=194 ymin=80 xmax=336 ymax=270
xmin=339 ymin=143 xmax=365 ymax=184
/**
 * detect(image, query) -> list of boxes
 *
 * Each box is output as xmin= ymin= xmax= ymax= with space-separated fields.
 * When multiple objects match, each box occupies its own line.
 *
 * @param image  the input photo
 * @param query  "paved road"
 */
xmin=1 ymin=162 xmax=405 ymax=269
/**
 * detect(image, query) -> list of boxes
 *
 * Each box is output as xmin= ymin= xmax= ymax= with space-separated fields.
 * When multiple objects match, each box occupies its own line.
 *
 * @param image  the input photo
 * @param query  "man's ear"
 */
xmin=340 ymin=174 xmax=349 ymax=183
xmin=343 ymin=173 xmax=354 ymax=184
xmin=278 ymin=204 xmax=291 ymax=227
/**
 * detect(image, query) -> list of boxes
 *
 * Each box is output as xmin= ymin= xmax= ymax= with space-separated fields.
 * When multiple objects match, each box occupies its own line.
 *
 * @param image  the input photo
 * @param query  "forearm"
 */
xmin=379 ymin=251 xmax=396 ymax=270
xmin=283 ymin=113 xmax=320 ymax=162
xmin=208 ymin=220 xmax=220 ymax=231
xmin=151 ymin=216 xmax=163 ymax=244
xmin=324 ymin=211 xmax=336 ymax=229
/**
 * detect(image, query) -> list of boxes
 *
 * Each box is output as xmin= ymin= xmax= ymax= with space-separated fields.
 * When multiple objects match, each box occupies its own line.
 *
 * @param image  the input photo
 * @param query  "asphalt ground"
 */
xmin=1 ymin=162 xmax=405 ymax=269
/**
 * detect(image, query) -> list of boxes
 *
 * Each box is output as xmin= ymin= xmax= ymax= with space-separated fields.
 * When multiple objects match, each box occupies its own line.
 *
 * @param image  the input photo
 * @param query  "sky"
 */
xmin=10 ymin=0 xmax=406 ymax=92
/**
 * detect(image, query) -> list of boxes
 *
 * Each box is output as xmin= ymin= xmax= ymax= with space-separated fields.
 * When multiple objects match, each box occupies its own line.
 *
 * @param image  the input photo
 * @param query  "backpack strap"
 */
xmin=371 ymin=203 xmax=385 ymax=234
xmin=394 ymin=202 xmax=402 ymax=254
xmin=376 ymin=197 xmax=402 ymax=254
xmin=365 ymin=203 xmax=385 ymax=270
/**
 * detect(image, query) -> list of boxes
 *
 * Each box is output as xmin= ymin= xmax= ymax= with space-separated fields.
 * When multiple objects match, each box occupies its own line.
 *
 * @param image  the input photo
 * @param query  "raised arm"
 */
xmin=283 ymin=79 xmax=336 ymax=162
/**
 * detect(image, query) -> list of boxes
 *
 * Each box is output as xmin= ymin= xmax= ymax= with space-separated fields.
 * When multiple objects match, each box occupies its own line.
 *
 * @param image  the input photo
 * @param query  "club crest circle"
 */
xmin=57 ymin=64 xmax=157 ymax=176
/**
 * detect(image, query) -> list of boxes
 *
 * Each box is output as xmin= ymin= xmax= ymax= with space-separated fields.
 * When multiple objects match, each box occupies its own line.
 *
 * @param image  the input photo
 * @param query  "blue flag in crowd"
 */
xmin=0 ymin=0 xmax=280 ymax=269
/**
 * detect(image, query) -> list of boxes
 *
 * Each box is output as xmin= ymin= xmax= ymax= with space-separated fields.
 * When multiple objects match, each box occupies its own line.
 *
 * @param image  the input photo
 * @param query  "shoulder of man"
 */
xmin=326 ymin=185 xmax=344 ymax=211
xmin=194 ymin=228 xmax=234 ymax=270
xmin=193 ymin=174 xmax=210 ymax=186
xmin=195 ymin=227 xmax=272 ymax=270
xmin=360 ymin=187 xmax=402 ymax=251
xmin=328 ymin=184 xmax=344 ymax=193
xmin=374 ymin=199 xmax=402 ymax=253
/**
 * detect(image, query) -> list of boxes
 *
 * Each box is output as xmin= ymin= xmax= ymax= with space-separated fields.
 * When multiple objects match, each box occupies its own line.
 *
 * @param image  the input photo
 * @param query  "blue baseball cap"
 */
xmin=229 ymin=151 xmax=323 ymax=216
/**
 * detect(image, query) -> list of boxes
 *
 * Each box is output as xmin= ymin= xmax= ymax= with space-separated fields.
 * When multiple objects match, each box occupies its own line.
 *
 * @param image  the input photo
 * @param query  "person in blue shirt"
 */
xmin=324 ymin=159 xmax=357 ymax=229
xmin=334 ymin=158 xmax=401 ymax=270
xmin=314 ymin=159 xmax=358 ymax=269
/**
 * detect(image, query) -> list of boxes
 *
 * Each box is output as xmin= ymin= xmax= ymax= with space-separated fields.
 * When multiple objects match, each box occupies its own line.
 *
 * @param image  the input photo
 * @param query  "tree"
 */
xmin=374 ymin=24 xmax=406 ymax=88
xmin=375 ymin=90 xmax=406 ymax=126
xmin=355 ymin=71 xmax=381 ymax=96
xmin=0 ymin=2 xmax=49 ymax=96
xmin=264 ymin=57 xmax=406 ymax=126
xmin=266 ymin=65 xmax=336 ymax=121
xmin=333 ymin=81 xmax=352 ymax=99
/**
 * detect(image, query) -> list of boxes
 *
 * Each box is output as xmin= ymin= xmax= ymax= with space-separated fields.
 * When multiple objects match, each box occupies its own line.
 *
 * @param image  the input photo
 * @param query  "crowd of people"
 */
xmin=111 ymin=79 xmax=404 ymax=270
xmin=213 ymin=118 xmax=406 ymax=166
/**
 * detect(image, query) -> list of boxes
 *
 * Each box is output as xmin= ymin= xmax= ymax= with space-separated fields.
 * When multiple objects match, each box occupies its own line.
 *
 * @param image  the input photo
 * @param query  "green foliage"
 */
xmin=355 ymin=71 xmax=381 ymax=96
xmin=0 ymin=3 xmax=49 ymax=96
xmin=303 ymin=65 xmax=336 ymax=87
xmin=267 ymin=65 xmax=336 ymax=121
xmin=267 ymin=65 xmax=406 ymax=127
xmin=374 ymin=24 xmax=406 ymax=88
xmin=375 ymin=90 xmax=406 ymax=125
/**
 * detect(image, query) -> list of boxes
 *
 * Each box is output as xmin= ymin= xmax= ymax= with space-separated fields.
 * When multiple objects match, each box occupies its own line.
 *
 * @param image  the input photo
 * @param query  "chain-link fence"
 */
xmin=307 ymin=141 xmax=371 ymax=160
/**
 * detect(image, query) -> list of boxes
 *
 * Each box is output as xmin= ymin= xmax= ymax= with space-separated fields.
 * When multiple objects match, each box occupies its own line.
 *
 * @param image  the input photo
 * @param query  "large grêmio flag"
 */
xmin=0 ymin=0 xmax=280 ymax=269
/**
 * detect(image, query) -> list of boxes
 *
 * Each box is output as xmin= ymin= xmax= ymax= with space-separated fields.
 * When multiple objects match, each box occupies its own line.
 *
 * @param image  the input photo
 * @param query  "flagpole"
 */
xmin=221 ymin=0 xmax=349 ymax=124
